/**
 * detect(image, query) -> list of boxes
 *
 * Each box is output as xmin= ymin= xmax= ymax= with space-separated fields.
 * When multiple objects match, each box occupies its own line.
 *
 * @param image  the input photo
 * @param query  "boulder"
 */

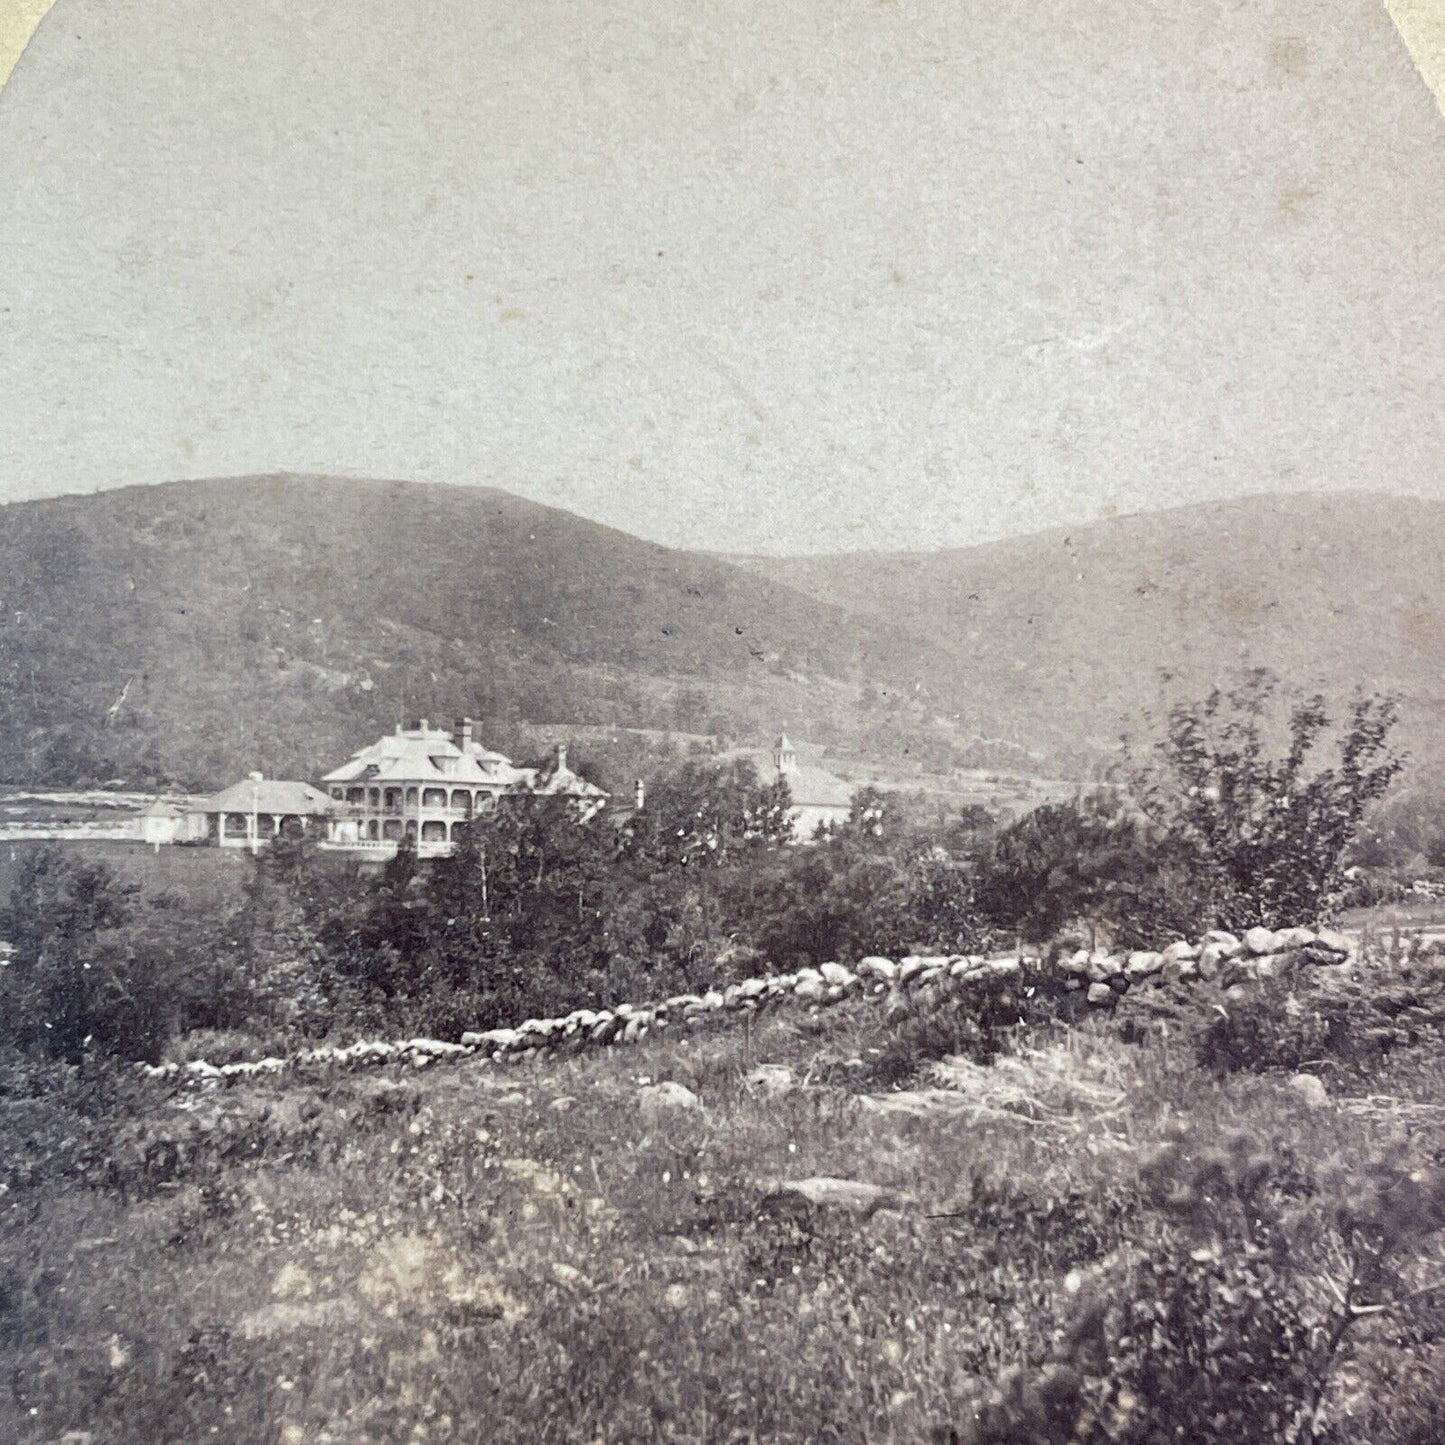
xmin=793 ymin=976 xmax=827 ymax=1003
xmin=621 ymin=1015 xmax=649 ymax=1044
xmin=975 ymin=958 xmax=1022 ymax=983
xmin=766 ymin=1177 xmax=904 ymax=1217
xmin=1307 ymin=929 xmax=1355 ymax=963
xmin=1197 ymin=942 xmax=1235 ymax=979
xmin=1086 ymin=982 xmax=1115 ymax=1007
xmin=1086 ymin=951 xmax=1121 ymax=983
xmin=1124 ymin=950 xmax=1164 ymax=981
xmin=745 ymin=1064 xmax=796 ymax=1095
xmin=1287 ymin=1074 xmax=1330 ymax=1109
xmin=1244 ymin=926 xmax=1282 ymax=956
xmin=1061 ymin=949 xmax=1093 ymax=977
xmin=1199 ymin=930 xmax=1244 ymax=958
xmin=819 ymin=961 xmax=855 ymax=989
xmin=898 ymin=956 xmax=930 ymax=985
xmin=1161 ymin=940 xmax=1199 ymax=963
xmin=638 ymin=1082 xmax=701 ymax=1114
xmin=1275 ymin=927 xmax=1318 ymax=950
xmin=857 ymin=956 xmax=897 ymax=983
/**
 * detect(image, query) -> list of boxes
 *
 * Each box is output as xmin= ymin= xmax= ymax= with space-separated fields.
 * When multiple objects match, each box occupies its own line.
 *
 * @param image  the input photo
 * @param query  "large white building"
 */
xmin=320 ymin=718 xmax=607 ymax=857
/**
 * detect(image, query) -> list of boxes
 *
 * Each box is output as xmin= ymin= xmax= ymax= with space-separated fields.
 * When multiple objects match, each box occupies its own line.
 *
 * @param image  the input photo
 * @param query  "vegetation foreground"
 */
xmin=6 ymin=941 xmax=1445 ymax=1445
xmin=6 ymin=678 xmax=1445 ymax=1442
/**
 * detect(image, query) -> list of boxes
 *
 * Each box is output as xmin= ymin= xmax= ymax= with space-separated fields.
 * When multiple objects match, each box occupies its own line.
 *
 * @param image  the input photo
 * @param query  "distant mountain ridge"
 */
xmin=737 ymin=490 xmax=1445 ymax=764
xmin=0 ymin=478 xmax=1439 ymax=790
xmin=0 ymin=475 xmax=974 ymax=788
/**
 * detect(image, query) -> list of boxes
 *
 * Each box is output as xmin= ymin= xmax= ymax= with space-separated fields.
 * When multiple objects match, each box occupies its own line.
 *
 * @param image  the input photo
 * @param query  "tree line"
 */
xmin=0 ymin=675 xmax=1402 ymax=1064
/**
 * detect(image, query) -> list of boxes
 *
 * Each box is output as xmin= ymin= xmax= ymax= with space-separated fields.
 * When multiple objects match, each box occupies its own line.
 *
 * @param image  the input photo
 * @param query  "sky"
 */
xmin=0 ymin=0 xmax=1442 ymax=556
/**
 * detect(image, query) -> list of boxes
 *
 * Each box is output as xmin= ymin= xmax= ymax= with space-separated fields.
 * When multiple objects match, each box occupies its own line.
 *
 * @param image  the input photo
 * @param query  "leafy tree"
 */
xmin=0 ymin=847 xmax=165 ymax=1062
xmin=625 ymin=759 xmax=792 ymax=869
xmin=1128 ymin=673 xmax=1402 ymax=929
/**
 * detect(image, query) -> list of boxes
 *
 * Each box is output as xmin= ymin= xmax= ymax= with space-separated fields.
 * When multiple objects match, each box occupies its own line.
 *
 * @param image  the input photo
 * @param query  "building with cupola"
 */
xmin=761 ymin=730 xmax=854 ymax=842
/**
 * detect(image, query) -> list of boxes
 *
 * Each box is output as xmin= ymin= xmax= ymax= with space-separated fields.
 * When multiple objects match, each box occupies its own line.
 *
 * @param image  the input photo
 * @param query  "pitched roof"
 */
xmin=531 ymin=758 xmax=608 ymax=800
xmin=139 ymin=798 xmax=186 ymax=818
xmin=194 ymin=779 xmax=336 ymax=815
xmin=732 ymin=745 xmax=855 ymax=810
xmin=783 ymin=764 xmax=854 ymax=810
xmin=321 ymin=727 xmax=608 ymax=802
xmin=321 ymin=725 xmax=533 ymax=788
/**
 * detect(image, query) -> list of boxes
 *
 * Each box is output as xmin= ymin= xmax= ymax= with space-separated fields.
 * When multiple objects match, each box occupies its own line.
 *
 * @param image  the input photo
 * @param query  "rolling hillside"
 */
xmin=0 ymin=476 xmax=972 ymax=788
xmin=736 ymin=491 xmax=1445 ymax=766
xmin=2 ymin=479 xmax=1440 ymax=792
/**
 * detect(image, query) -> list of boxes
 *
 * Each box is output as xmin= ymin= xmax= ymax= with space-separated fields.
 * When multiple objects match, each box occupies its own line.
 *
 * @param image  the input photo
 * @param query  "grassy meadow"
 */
xmin=6 ymin=947 xmax=1445 ymax=1445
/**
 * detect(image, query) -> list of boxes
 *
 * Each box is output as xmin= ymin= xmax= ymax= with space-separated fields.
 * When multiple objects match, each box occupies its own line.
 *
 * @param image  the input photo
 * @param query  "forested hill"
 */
xmin=3 ymin=479 xmax=1441 ymax=792
xmin=735 ymin=491 xmax=1445 ymax=769
xmin=0 ymin=475 xmax=972 ymax=788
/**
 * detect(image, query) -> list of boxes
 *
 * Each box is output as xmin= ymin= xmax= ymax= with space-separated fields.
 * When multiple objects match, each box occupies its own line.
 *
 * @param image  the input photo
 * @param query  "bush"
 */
xmin=956 ymin=1127 xmax=1445 ymax=1445
xmin=0 ymin=848 xmax=171 ymax=1063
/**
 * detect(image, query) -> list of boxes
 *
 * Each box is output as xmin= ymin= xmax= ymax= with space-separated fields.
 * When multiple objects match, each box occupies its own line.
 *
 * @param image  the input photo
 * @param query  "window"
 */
xmin=421 ymin=819 xmax=447 ymax=842
xmin=346 ymin=787 xmax=365 ymax=805
xmin=383 ymin=819 xmax=402 ymax=841
xmin=422 ymin=788 xmax=447 ymax=809
xmin=383 ymin=788 xmax=402 ymax=811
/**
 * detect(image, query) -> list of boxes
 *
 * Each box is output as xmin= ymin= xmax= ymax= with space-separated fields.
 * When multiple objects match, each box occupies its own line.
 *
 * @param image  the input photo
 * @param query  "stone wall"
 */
xmin=140 ymin=924 xmax=1356 ymax=1088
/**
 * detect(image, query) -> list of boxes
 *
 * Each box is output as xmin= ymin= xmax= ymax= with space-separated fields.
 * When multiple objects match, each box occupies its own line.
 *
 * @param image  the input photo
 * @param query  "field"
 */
xmin=6 ymin=948 xmax=1445 ymax=1445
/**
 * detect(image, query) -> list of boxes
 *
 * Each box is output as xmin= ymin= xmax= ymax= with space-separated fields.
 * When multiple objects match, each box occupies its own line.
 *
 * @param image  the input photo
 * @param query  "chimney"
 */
xmin=454 ymin=716 xmax=474 ymax=751
xmin=419 ymin=717 xmax=429 ymax=732
xmin=554 ymin=743 xmax=567 ymax=773
xmin=634 ymin=778 xmax=645 ymax=811
xmin=248 ymin=770 xmax=264 ymax=782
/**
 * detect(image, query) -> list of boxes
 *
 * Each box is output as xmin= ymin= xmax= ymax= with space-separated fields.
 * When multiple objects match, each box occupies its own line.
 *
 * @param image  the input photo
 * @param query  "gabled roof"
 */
xmin=194 ymin=779 xmax=335 ymax=815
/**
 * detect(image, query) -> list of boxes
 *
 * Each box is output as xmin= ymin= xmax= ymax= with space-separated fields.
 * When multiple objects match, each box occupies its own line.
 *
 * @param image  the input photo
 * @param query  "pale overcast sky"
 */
xmin=0 ymin=0 xmax=1441 ymax=554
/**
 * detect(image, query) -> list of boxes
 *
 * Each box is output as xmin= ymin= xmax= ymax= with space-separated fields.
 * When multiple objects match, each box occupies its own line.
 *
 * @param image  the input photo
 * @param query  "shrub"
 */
xmin=955 ymin=1127 xmax=1445 ymax=1445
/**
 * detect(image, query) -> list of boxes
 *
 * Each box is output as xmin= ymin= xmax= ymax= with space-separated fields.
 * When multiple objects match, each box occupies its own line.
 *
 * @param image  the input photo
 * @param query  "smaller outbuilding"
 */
xmin=137 ymin=798 xmax=200 ymax=847
xmin=187 ymin=773 xmax=336 ymax=850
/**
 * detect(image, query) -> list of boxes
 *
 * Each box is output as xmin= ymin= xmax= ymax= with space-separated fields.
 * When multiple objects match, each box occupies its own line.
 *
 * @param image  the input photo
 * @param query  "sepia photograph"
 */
xmin=1 ymin=1 xmax=1444 ymax=1440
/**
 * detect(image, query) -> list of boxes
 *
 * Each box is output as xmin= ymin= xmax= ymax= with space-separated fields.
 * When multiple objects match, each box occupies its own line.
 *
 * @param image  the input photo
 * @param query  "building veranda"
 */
xmin=319 ymin=718 xmax=608 ymax=857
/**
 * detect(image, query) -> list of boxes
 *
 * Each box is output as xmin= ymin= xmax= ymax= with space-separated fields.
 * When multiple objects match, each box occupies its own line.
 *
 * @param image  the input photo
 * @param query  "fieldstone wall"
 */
xmin=140 ymin=924 xmax=1356 ymax=1088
